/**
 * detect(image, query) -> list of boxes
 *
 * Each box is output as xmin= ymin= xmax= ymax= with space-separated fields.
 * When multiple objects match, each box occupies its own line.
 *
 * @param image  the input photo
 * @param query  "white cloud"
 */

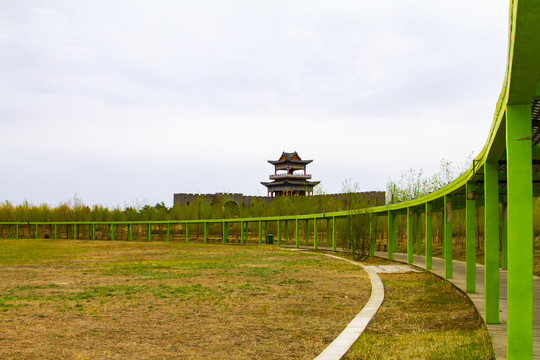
xmin=0 ymin=0 xmax=509 ymax=206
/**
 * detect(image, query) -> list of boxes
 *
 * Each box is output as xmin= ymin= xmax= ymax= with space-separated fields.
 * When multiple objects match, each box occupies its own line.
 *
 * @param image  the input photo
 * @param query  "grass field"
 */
xmin=0 ymin=239 xmax=371 ymax=359
xmin=344 ymin=272 xmax=494 ymax=360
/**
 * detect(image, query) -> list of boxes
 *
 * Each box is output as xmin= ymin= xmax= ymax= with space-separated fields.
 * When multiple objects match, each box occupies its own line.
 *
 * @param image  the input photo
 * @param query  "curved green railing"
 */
xmin=0 ymin=1 xmax=538 ymax=358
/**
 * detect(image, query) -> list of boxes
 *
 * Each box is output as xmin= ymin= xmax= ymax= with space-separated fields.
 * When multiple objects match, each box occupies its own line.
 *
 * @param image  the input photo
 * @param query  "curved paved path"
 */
xmin=287 ymin=250 xmax=385 ymax=360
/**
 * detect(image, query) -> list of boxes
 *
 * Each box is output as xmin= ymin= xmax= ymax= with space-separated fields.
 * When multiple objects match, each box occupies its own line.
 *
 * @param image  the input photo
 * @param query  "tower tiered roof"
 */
xmin=261 ymin=152 xmax=320 ymax=197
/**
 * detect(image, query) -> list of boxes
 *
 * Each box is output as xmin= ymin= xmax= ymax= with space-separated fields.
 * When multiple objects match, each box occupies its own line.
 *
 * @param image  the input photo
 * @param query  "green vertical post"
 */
xmin=147 ymin=223 xmax=151 ymax=242
xmin=416 ymin=212 xmax=421 ymax=255
xmin=501 ymin=200 xmax=508 ymax=270
xmin=204 ymin=222 xmax=209 ymax=244
xmin=239 ymin=221 xmax=244 ymax=244
xmin=185 ymin=223 xmax=189 ymax=243
xmin=285 ymin=220 xmax=289 ymax=245
xmin=313 ymin=218 xmax=318 ymax=250
xmin=332 ymin=217 xmax=336 ymax=252
xmin=506 ymin=104 xmax=533 ymax=358
xmin=425 ymin=203 xmax=432 ymax=270
xmin=277 ymin=220 xmax=281 ymax=246
xmin=244 ymin=221 xmax=248 ymax=244
xmin=16 ymin=223 xmax=19 ymax=239
xmin=74 ymin=224 xmax=77 ymax=240
xmin=326 ymin=218 xmax=331 ymax=247
xmin=443 ymin=195 xmax=453 ymax=279
xmin=166 ymin=223 xmax=170 ymax=242
xmin=304 ymin=219 xmax=309 ymax=246
xmin=92 ymin=224 xmax=95 ymax=240
xmin=258 ymin=221 xmax=262 ymax=245
xmin=369 ymin=214 xmax=375 ymax=256
xmin=465 ymin=183 xmax=477 ymax=293
xmin=407 ymin=208 xmax=413 ymax=264
xmin=484 ymin=161 xmax=499 ymax=324
xmin=388 ymin=211 xmax=395 ymax=260
xmin=295 ymin=219 xmax=299 ymax=248
xmin=223 ymin=222 xmax=228 ymax=244
xmin=35 ymin=224 xmax=39 ymax=239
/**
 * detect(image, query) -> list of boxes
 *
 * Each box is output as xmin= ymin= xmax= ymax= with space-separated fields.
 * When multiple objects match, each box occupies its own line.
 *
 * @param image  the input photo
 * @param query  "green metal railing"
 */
xmin=0 ymin=1 xmax=537 ymax=358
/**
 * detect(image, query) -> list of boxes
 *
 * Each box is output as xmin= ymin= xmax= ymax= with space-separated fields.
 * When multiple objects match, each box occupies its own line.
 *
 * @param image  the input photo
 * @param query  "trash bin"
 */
xmin=266 ymin=234 xmax=274 ymax=245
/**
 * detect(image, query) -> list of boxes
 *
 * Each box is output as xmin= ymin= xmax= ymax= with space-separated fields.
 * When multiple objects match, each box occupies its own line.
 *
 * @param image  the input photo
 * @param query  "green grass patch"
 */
xmin=344 ymin=272 xmax=494 ymax=360
xmin=0 ymin=239 xmax=372 ymax=360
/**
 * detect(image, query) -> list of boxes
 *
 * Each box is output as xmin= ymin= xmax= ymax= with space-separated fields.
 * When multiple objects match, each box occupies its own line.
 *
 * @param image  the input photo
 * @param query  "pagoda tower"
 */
xmin=261 ymin=151 xmax=320 ymax=197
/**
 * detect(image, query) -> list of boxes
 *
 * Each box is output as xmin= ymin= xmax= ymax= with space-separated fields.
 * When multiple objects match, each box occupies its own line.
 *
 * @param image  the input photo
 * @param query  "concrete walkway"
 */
xmin=375 ymin=252 xmax=540 ymax=360
xmin=285 ymin=250 xmax=386 ymax=360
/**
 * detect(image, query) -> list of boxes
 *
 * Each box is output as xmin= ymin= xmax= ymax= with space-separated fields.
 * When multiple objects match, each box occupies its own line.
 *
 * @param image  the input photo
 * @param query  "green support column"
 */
xmin=465 ymin=183 xmax=477 ymax=293
xmin=425 ymin=203 xmax=432 ymax=270
xmin=501 ymin=200 xmax=508 ymax=270
xmin=443 ymin=195 xmax=453 ymax=279
xmin=388 ymin=211 xmax=396 ymax=260
xmin=166 ymin=223 xmax=170 ymax=242
xmin=407 ymin=208 xmax=413 ymax=264
xmin=506 ymin=104 xmax=533 ymax=358
xmin=204 ymin=222 xmax=209 ymax=244
xmin=147 ymin=223 xmax=151 ymax=242
xmin=285 ymin=220 xmax=289 ymax=245
xmin=240 ymin=221 xmax=244 ymax=245
xmin=92 ymin=224 xmax=95 ymax=240
xmin=186 ymin=223 xmax=189 ymax=243
xmin=295 ymin=219 xmax=300 ymax=248
xmin=416 ymin=212 xmax=421 ymax=255
xmin=304 ymin=219 xmax=309 ymax=246
xmin=222 ymin=222 xmax=228 ymax=244
xmin=484 ymin=161 xmax=499 ymax=324
xmin=74 ymin=224 xmax=77 ymax=240
xmin=369 ymin=214 xmax=375 ymax=256
xmin=35 ymin=224 xmax=39 ymax=239
xmin=258 ymin=221 xmax=262 ymax=245
xmin=277 ymin=220 xmax=281 ymax=246
xmin=313 ymin=218 xmax=318 ymax=250
xmin=332 ymin=217 xmax=336 ymax=252
xmin=16 ymin=223 xmax=19 ymax=239
xmin=326 ymin=218 xmax=331 ymax=247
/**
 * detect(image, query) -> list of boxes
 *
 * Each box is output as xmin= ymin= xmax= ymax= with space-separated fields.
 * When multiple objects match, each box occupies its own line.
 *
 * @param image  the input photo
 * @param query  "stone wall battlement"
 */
xmin=173 ymin=191 xmax=385 ymax=208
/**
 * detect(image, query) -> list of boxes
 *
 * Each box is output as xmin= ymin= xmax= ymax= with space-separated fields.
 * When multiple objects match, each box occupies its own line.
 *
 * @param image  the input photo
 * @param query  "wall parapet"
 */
xmin=173 ymin=191 xmax=385 ymax=208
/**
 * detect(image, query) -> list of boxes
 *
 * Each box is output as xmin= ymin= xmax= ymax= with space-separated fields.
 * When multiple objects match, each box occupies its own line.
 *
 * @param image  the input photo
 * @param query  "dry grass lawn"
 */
xmin=0 ymin=239 xmax=371 ymax=360
xmin=344 ymin=272 xmax=494 ymax=360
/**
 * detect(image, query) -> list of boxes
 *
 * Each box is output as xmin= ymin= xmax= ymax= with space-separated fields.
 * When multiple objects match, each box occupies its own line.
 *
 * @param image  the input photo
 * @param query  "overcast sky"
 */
xmin=0 ymin=0 xmax=509 ymax=208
